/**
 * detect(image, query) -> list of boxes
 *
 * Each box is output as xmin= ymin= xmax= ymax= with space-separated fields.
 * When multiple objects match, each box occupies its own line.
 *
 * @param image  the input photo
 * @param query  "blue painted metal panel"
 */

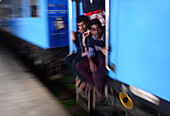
xmin=48 ymin=0 xmax=68 ymax=48
xmin=79 ymin=1 xmax=83 ymax=15
xmin=109 ymin=0 xmax=170 ymax=102
xmin=48 ymin=14 xmax=68 ymax=48
xmin=71 ymin=1 xmax=77 ymax=32
xmin=48 ymin=0 xmax=67 ymax=10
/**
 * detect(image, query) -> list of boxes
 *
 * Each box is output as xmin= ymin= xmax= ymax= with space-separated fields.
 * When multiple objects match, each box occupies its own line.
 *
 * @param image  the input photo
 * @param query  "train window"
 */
xmin=30 ymin=0 xmax=38 ymax=17
xmin=0 ymin=0 xmax=12 ymax=18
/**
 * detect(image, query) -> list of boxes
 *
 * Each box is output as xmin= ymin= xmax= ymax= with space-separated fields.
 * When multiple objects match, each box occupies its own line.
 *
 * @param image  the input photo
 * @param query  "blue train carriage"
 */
xmin=68 ymin=0 xmax=170 ymax=115
xmin=0 ymin=0 xmax=70 ymax=79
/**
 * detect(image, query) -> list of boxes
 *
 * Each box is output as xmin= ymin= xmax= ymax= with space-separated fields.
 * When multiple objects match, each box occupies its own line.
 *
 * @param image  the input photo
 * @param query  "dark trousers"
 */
xmin=64 ymin=53 xmax=86 ymax=81
xmin=76 ymin=57 xmax=107 ymax=92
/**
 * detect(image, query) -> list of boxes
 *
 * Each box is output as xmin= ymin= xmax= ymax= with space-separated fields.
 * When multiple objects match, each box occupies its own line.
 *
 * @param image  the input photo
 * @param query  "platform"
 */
xmin=0 ymin=40 xmax=70 ymax=116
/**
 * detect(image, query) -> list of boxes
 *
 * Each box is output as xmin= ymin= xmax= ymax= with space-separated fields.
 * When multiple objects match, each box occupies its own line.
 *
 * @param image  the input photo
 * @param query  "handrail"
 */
xmin=68 ymin=0 xmax=74 ymax=54
xmin=105 ymin=0 xmax=110 ymax=70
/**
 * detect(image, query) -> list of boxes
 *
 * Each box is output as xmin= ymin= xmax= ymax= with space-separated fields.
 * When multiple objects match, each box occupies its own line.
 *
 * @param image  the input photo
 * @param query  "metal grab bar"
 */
xmin=68 ymin=0 xmax=74 ymax=54
xmin=105 ymin=0 xmax=110 ymax=70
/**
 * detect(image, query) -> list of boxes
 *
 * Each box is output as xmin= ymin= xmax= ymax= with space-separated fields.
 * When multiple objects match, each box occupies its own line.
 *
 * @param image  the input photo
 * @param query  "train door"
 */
xmin=68 ymin=0 xmax=111 ymax=65
xmin=68 ymin=0 xmax=114 ymax=112
xmin=48 ymin=0 xmax=68 ymax=48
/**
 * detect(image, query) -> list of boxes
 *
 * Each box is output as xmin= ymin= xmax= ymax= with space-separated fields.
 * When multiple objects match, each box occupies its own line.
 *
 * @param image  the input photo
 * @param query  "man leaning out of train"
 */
xmin=64 ymin=15 xmax=90 ymax=90
xmin=76 ymin=19 xmax=108 ymax=102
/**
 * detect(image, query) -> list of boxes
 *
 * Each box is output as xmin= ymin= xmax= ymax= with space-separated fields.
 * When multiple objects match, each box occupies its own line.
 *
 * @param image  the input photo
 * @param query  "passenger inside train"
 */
xmin=76 ymin=19 xmax=108 ymax=102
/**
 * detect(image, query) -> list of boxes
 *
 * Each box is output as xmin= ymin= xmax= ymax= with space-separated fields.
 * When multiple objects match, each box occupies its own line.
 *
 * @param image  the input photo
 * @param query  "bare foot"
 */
xmin=75 ymin=79 xmax=80 ymax=87
xmin=78 ymin=82 xmax=86 ymax=93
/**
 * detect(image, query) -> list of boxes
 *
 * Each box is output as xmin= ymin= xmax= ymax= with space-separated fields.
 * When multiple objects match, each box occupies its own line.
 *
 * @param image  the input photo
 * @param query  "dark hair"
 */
xmin=90 ymin=19 xmax=102 ymax=29
xmin=77 ymin=15 xmax=90 ymax=24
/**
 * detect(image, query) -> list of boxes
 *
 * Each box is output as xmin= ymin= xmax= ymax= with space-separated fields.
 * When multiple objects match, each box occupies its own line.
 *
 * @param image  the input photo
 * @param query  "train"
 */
xmin=0 ymin=0 xmax=70 ymax=79
xmin=0 ymin=0 xmax=170 ymax=115
xmin=68 ymin=0 xmax=170 ymax=116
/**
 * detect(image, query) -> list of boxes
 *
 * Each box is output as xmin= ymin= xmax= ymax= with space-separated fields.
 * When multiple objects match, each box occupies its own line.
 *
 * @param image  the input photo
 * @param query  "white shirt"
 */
xmin=90 ymin=0 xmax=93 ymax=4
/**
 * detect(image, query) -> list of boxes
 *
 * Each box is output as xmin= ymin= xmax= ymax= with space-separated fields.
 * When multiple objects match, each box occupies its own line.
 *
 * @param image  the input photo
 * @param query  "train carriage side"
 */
xmin=0 ymin=0 xmax=68 ymax=48
xmin=109 ymin=0 xmax=170 ymax=115
xmin=109 ymin=0 xmax=170 ymax=107
xmin=0 ymin=0 xmax=49 ymax=48
xmin=0 ymin=0 xmax=69 ymax=78
xmin=68 ymin=0 xmax=170 ymax=115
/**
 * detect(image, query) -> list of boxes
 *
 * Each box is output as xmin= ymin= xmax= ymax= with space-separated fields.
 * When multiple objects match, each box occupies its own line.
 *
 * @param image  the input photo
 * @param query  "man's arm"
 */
xmin=89 ymin=57 xmax=96 ymax=72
